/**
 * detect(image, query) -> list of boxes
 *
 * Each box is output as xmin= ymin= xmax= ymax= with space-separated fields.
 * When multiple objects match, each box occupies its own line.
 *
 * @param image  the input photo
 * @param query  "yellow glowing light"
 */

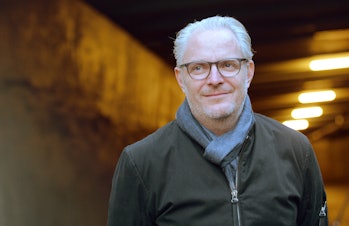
xmin=298 ymin=90 xmax=336 ymax=103
xmin=309 ymin=56 xmax=349 ymax=71
xmin=291 ymin=106 xmax=323 ymax=119
xmin=283 ymin=119 xmax=309 ymax=130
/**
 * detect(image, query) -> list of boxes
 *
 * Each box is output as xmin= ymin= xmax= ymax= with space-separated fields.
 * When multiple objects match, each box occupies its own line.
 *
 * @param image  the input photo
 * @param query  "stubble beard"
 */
xmin=190 ymin=98 xmax=244 ymax=125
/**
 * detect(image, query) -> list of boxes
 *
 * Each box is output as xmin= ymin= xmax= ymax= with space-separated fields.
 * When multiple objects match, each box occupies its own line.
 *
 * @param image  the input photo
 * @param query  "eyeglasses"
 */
xmin=178 ymin=58 xmax=248 ymax=80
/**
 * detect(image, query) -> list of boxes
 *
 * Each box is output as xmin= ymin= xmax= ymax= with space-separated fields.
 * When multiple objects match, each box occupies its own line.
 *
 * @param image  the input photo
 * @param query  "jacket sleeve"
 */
xmin=107 ymin=149 xmax=151 ymax=226
xmin=297 ymin=145 xmax=328 ymax=226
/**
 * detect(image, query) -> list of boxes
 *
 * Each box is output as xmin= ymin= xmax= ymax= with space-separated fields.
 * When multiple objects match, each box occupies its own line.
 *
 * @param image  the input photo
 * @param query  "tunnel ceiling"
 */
xmin=84 ymin=0 xmax=349 ymax=138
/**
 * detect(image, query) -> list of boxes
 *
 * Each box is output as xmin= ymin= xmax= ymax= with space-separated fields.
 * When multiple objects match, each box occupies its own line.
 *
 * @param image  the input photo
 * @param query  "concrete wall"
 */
xmin=0 ymin=0 xmax=183 ymax=225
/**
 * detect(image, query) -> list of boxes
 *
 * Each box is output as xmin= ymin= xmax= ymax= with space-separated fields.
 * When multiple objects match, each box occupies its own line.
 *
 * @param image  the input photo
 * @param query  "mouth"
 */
xmin=204 ymin=91 xmax=230 ymax=98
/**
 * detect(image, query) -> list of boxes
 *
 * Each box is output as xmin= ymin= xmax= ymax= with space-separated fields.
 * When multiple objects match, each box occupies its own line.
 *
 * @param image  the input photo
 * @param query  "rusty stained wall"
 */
xmin=0 ymin=0 xmax=183 ymax=225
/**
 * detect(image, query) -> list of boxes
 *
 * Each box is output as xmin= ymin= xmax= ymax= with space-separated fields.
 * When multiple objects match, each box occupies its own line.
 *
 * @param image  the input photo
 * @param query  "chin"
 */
xmin=204 ymin=104 xmax=236 ymax=120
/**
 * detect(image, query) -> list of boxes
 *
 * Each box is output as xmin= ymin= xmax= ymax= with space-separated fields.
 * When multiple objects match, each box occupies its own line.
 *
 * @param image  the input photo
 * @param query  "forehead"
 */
xmin=183 ymin=28 xmax=242 ymax=61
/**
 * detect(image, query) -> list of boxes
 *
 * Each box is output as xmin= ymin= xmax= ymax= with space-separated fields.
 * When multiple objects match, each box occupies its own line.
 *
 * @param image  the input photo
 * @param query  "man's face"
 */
xmin=175 ymin=28 xmax=255 ymax=124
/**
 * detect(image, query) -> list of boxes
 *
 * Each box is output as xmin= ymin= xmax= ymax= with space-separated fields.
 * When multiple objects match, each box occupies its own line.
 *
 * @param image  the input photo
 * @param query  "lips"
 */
xmin=203 ymin=91 xmax=230 ymax=97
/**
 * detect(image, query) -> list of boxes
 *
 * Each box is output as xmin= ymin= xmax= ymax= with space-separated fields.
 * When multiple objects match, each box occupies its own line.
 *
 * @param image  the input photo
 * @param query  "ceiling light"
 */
xmin=309 ymin=55 xmax=349 ymax=71
xmin=283 ymin=119 xmax=309 ymax=130
xmin=291 ymin=106 xmax=323 ymax=119
xmin=298 ymin=90 xmax=336 ymax=103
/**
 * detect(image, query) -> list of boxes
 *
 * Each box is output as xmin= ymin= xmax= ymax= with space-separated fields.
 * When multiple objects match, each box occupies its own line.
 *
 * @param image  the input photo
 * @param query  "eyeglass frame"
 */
xmin=178 ymin=58 xmax=249 ymax=80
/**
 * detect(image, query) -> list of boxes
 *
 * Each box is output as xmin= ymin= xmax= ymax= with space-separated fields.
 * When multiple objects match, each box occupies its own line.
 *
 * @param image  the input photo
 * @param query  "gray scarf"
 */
xmin=176 ymin=95 xmax=254 ymax=164
xmin=176 ymin=95 xmax=255 ymax=189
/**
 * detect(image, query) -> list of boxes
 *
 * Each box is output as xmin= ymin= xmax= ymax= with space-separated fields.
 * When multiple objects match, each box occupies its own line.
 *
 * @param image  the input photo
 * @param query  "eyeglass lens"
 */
xmin=186 ymin=59 xmax=244 ymax=80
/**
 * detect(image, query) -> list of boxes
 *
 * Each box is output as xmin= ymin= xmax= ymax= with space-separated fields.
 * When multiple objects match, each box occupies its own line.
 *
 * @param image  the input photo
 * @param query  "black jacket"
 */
xmin=107 ymin=113 xmax=328 ymax=226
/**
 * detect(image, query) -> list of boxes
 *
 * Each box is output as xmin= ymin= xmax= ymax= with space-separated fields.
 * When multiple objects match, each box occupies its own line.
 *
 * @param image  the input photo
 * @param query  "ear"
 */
xmin=174 ymin=67 xmax=186 ymax=93
xmin=245 ymin=60 xmax=255 ymax=88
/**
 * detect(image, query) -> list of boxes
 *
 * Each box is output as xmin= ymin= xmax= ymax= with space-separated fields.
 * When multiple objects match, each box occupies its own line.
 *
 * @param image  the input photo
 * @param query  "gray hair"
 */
xmin=173 ymin=16 xmax=254 ymax=66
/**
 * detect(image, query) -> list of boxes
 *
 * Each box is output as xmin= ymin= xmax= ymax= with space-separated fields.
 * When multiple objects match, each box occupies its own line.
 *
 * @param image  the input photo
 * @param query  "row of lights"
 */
xmin=282 ymin=53 xmax=349 ymax=130
xmin=282 ymin=90 xmax=336 ymax=130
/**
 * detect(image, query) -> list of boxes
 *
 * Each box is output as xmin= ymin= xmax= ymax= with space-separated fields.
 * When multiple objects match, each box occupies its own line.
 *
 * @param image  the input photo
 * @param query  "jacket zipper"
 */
xmin=231 ymin=135 xmax=249 ymax=226
xmin=231 ymin=175 xmax=240 ymax=226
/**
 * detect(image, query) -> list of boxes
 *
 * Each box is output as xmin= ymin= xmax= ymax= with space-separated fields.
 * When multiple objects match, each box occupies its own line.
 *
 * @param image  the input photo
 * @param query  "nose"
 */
xmin=207 ymin=64 xmax=224 ymax=85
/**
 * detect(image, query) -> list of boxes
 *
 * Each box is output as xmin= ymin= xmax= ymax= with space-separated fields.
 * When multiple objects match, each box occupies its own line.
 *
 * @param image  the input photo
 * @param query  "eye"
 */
xmin=221 ymin=60 xmax=239 ymax=71
xmin=193 ymin=64 xmax=203 ymax=71
xmin=188 ymin=62 xmax=208 ymax=74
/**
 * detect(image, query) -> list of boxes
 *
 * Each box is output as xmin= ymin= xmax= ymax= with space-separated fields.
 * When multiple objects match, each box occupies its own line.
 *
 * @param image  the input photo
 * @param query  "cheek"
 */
xmin=182 ymin=79 xmax=202 ymax=96
xmin=237 ymin=75 xmax=251 ymax=90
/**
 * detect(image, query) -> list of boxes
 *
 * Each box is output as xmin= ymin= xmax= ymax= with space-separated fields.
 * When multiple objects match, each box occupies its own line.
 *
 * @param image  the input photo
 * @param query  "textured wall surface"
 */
xmin=0 ymin=0 xmax=183 ymax=225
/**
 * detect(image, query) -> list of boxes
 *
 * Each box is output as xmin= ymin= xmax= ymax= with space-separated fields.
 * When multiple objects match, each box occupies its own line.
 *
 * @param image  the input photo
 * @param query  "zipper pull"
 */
xmin=318 ymin=201 xmax=327 ymax=226
xmin=231 ymin=189 xmax=241 ymax=226
xmin=231 ymin=189 xmax=239 ymax=203
xmin=319 ymin=201 xmax=327 ymax=217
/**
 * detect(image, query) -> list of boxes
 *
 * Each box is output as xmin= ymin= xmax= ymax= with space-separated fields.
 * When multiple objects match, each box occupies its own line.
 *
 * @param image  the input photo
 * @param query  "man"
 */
xmin=107 ymin=16 xmax=328 ymax=226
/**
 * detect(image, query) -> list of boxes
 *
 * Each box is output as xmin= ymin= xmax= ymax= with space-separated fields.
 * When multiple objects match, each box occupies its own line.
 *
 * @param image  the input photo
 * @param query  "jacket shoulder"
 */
xmin=254 ymin=113 xmax=309 ymax=142
xmin=123 ymin=120 xmax=184 ymax=160
xmin=253 ymin=113 xmax=314 ymax=168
